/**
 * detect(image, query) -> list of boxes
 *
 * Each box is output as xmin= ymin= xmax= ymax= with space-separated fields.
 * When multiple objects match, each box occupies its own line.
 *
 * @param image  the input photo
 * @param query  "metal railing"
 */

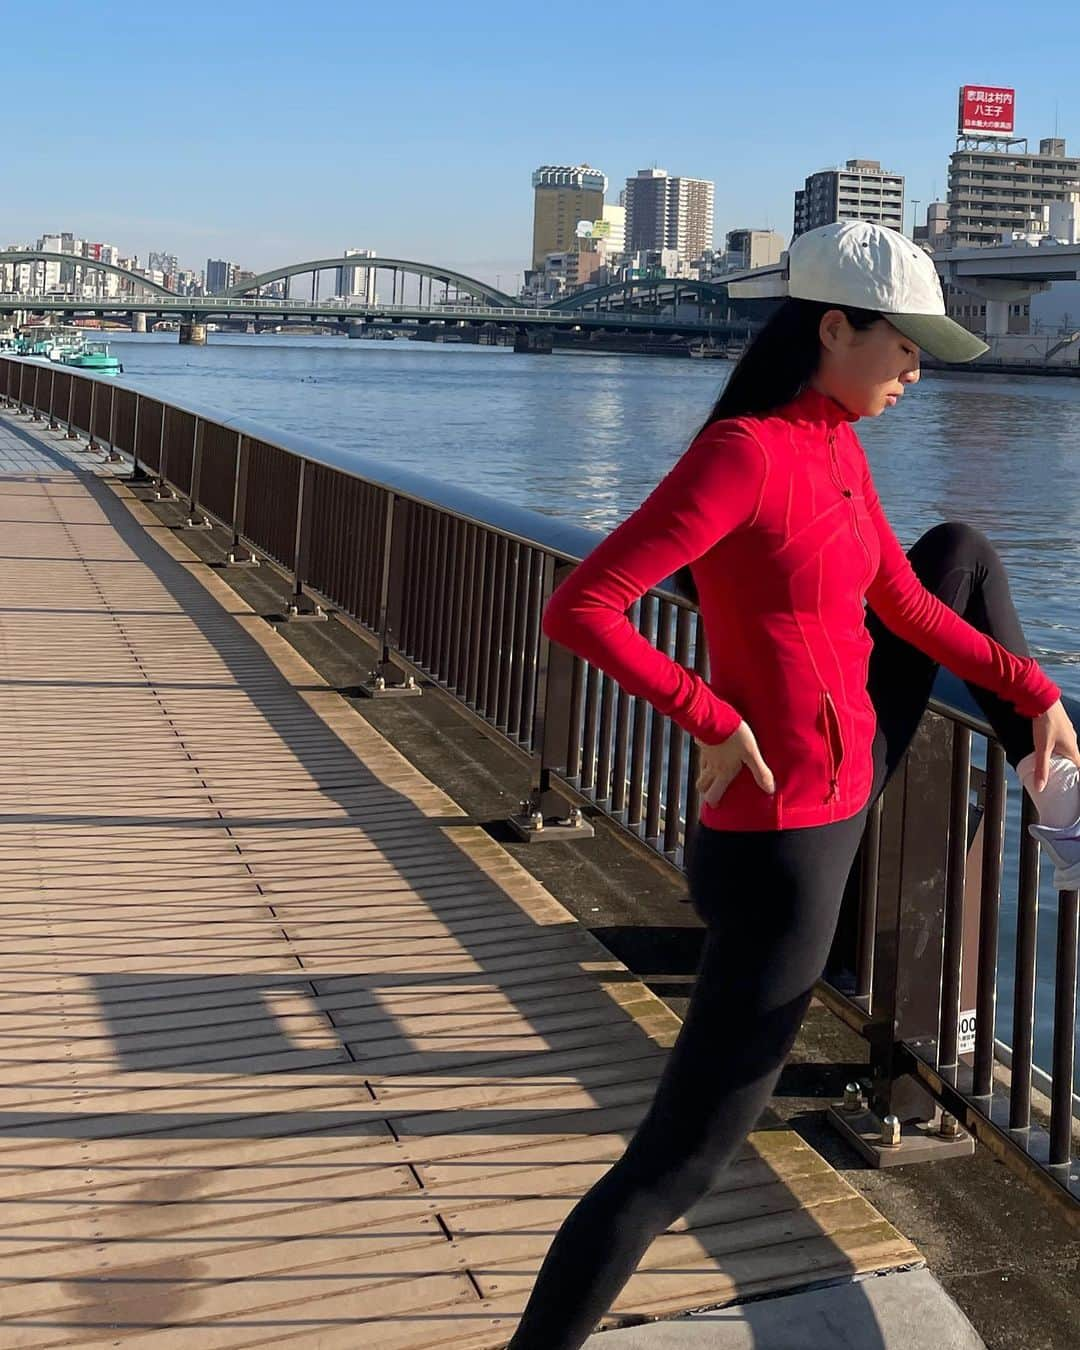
xmin=1 ymin=354 xmax=1075 ymax=1216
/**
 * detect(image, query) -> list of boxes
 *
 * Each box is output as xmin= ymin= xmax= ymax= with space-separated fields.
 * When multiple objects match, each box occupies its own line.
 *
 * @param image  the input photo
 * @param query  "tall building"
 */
xmin=669 ymin=177 xmax=714 ymax=259
xmin=947 ymin=138 xmax=1080 ymax=248
xmin=205 ymin=258 xmax=239 ymax=295
xmin=336 ymin=247 xmax=377 ymax=302
xmin=792 ymin=160 xmax=904 ymax=238
xmin=623 ymin=168 xmax=715 ymax=259
xmin=531 ymin=165 xmax=607 ymax=269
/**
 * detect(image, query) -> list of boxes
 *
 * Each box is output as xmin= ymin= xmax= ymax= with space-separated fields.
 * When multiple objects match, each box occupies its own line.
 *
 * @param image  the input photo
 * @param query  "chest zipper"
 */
xmin=828 ymin=430 xmax=872 ymax=583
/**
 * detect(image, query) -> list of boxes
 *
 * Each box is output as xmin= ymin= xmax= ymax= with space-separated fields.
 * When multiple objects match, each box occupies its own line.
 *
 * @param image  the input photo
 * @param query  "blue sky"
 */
xmin=9 ymin=1 xmax=1080 ymax=286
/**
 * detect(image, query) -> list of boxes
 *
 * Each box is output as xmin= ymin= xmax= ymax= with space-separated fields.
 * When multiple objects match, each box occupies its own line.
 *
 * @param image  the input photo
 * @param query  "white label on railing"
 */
xmin=958 ymin=1009 xmax=977 ymax=1055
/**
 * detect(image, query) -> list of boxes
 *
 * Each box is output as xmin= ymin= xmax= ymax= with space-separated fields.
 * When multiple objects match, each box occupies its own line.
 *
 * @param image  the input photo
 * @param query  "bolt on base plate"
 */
xmin=827 ymin=1094 xmax=974 ymax=1167
xmin=507 ymin=805 xmax=595 ymax=843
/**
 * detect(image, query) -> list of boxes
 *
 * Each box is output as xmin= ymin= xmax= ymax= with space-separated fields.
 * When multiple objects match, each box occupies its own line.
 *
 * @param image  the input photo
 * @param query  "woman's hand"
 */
xmin=1032 ymin=699 xmax=1080 ymax=791
xmin=696 ymin=721 xmax=775 ymax=807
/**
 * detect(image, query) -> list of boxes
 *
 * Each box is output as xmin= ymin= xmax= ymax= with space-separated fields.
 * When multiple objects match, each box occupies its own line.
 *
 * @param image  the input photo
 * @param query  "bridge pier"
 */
xmin=513 ymin=327 xmax=553 ymax=355
xmin=130 ymin=313 xmax=147 ymax=334
xmin=179 ymin=321 xmax=207 ymax=346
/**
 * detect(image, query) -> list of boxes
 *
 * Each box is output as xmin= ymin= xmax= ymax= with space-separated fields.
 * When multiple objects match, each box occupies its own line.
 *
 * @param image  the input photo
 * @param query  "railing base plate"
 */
xmin=281 ymin=603 xmax=328 ymax=623
xmin=827 ymin=1102 xmax=975 ymax=1167
xmin=223 ymin=552 xmax=260 ymax=568
xmin=355 ymin=677 xmax=422 ymax=699
xmin=183 ymin=515 xmax=213 ymax=530
xmin=506 ymin=812 xmax=596 ymax=843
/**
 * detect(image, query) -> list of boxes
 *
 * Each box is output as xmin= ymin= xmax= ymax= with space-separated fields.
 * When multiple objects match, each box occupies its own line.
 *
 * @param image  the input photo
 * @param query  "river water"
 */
xmin=107 ymin=332 xmax=1080 ymax=1079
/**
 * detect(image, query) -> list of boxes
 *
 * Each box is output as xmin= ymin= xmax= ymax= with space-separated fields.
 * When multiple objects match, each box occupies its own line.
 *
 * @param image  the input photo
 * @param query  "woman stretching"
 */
xmin=508 ymin=220 xmax=1080 ymax=1349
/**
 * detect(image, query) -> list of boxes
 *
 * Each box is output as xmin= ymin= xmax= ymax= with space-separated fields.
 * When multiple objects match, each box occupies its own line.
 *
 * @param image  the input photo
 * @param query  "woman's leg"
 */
xmin=867 ymin=520 xmax=1037 ymax=793
xmin=507 ymin=813 xmax=867 ymax=1350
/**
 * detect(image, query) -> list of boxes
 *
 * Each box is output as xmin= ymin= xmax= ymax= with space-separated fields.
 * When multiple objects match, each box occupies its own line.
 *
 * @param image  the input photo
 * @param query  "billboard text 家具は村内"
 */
xmin=959 ymin=85 xmax=1016 ymax=136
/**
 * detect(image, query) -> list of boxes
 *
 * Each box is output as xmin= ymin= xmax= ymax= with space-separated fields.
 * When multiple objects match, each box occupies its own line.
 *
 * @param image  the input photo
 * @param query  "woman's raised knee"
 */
xmin=910 ymin=520 xmax=999 ymax=576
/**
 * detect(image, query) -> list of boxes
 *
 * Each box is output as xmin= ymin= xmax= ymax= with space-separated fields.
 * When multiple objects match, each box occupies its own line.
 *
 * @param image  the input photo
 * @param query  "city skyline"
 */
xmin=6 ymin=2 xmax=1080 ymax=286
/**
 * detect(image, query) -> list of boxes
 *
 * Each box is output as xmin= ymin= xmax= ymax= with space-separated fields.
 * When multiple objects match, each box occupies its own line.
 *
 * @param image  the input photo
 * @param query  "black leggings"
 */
xmin=507 ymin=522 xmax=1039 ymax=1350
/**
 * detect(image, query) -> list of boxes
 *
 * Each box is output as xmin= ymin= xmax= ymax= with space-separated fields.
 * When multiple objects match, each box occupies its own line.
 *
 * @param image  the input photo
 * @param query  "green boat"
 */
xmin=61 ymin=341 xmax=123 ymax=375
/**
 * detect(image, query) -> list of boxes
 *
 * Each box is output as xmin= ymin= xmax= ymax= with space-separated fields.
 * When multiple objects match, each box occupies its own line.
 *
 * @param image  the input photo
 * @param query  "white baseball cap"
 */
xmin=729 ymin=220 xmax=988 ymax=363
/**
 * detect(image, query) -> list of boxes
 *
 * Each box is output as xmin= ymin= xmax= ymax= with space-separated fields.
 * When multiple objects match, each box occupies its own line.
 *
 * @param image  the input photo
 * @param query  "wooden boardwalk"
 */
xmin=0 ymin=415 xmax=920 ymax=1347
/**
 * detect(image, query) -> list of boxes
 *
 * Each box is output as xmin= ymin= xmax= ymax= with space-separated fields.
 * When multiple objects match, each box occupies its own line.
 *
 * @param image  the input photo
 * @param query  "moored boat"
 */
xmin=61 ymin=340 xmax=123 ymax=374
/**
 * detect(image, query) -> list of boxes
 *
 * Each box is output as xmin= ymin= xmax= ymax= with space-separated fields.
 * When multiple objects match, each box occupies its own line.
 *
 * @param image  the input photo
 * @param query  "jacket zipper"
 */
xmin=820 ymin=690 xmax=845 ymax=802
xmin=828 ymin=430 xmax=872 ymax=584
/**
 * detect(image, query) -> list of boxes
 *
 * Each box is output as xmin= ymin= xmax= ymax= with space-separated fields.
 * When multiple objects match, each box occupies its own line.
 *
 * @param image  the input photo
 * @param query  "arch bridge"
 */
xmin=224 ymin=256 xmax=523 ymax=309
xmin=0 ymin=251 xmax=173 ymax=296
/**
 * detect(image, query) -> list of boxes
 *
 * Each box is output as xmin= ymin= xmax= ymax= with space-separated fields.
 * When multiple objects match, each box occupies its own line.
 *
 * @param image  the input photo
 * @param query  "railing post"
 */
xmin=48 ymin=367 xmax=58 ymax=430
xmin=183 ymin=417 xmax=211 ymax=527
xmin=87 ymin=381 xmax=99 ymax=452
xmin=65 ymin=372 xmax=77 ymax=438
xmin=827 ymin=712 xmax=974 ymax=1165
xmin=508 ymin=555 xmax=593 ymax=842
xmin=358 ymin=492 xmax=419 ymax=697
xmin=971 ymin=742 xmax=1006 ymax=1098
xmin=31 ymin=364 xmax=41 ymax=421
xmin=128 ymin=395 xmax=150 ymax=483
xmin=939 ymin=726 xmax=972 ymax=1073
xmin=154 ymin=406 xmax=176 ymax=500
xmin=866 ymin=715 xmax=954 ymax=1113
xmin=224 ymin=433 xmax=258 ymax=566
xmin=283 ymin=460 xmax=326 ymax=621
xmin=1049 ymin=887 xmax=1078 ymax=1167
xmin=105 ymin=384 xmax=121 ymax=461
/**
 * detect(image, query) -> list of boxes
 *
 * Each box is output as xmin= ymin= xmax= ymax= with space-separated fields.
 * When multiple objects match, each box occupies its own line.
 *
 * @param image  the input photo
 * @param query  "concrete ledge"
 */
xmin=585 ymin=1267 xmax=985 ymax=1349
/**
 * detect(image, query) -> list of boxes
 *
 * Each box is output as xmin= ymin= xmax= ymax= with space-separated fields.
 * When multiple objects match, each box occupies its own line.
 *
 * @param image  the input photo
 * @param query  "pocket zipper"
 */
xmin=819 ymin=690 xmax=845 ymax=803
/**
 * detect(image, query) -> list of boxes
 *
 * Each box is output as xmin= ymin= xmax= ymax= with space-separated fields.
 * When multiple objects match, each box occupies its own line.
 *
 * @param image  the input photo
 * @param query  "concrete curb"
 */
xmin=585 ymin=1267 xmax=986 ymax=1348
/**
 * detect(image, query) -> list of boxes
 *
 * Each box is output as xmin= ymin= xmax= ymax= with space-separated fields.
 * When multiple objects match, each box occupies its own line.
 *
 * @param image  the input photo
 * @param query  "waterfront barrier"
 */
xmin=2 ymin=354 xmax=1074 ymax=1219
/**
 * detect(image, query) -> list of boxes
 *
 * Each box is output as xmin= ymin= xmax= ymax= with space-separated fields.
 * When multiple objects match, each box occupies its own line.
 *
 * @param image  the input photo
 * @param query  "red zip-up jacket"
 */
xmin=542 ymin=385 xmax=1059 ymax=832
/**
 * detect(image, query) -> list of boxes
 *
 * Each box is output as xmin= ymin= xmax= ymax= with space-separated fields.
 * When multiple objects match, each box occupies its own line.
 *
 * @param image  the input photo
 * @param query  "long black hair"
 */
xmin=673 ymin=298 xmax=882 ymax=602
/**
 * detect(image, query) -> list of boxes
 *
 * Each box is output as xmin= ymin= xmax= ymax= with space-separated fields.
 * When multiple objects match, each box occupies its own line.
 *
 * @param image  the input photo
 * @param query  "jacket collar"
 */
xmin=779 ymin=384 xmax=860 ymax=428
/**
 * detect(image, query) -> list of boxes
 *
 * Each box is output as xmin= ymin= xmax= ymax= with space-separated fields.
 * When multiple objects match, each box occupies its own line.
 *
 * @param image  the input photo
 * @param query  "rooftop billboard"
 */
xmin=959 ymin=85 xmax=1016 ymax=136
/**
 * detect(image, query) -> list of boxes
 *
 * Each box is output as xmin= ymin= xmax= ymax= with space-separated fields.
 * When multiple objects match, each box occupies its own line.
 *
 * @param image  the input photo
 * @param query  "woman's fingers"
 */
xmin=702 ymin=768 xmax=731 ymax=806
xmin=1033 ymin=733 xmax=1052 ymax=793
xmin=744 ymin=746 xmax=776 ymax=795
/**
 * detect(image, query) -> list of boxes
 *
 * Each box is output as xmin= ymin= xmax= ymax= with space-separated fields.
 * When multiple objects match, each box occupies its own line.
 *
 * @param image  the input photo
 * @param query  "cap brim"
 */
xmin=885 ymin=313 xmax=988 ymax=363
